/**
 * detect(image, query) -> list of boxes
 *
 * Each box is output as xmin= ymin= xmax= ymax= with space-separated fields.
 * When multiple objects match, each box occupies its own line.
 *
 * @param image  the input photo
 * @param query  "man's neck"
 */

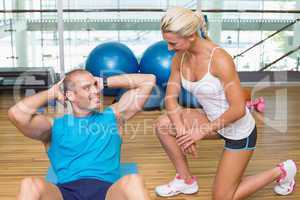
xmin=71 ymin=105 xmax=92 ymax=117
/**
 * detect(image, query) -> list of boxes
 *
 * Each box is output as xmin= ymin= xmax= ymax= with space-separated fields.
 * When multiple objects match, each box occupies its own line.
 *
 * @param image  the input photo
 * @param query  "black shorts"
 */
xmin=57 ymin=178 xmax=112 ymax=200
xmin=219 ymin=126 xmax=257 ymax=151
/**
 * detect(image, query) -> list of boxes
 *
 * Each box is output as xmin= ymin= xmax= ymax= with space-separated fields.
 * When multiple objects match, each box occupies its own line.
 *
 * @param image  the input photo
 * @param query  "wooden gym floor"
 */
xmin=0 ymin=86 xmax=299 ymax=199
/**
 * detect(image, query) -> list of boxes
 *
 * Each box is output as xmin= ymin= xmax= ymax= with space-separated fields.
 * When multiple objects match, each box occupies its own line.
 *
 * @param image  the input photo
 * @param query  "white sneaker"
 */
xmin=155 ymin=174 xmax=199 ymax=197
xmin=274 ymin=160 xmax=297 ymax=195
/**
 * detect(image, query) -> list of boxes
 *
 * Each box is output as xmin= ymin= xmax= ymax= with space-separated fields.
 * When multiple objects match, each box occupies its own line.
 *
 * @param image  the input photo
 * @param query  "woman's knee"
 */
xmin=213 ymin=192 xmax=234 ymax=200
xmin=154 ymin=115 xmax=172 ymax=137
xmin=213 ymin=187 xmax=236 ymax=200
xmin=181 ymin=109 xmax=208 ymax=127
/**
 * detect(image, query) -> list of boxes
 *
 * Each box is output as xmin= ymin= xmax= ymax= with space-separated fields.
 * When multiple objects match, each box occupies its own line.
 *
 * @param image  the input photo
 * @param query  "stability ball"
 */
xmin=115 ymin=86 xmax=165 ymax=111
xmin=138 ymin=40 xmax=202 ymax=110
xmin=179 ymin=87 xmax=202 ymax=109
xmin=139 ymin=41 xmax=175 ymax=88
xmin=86 ymin=42 xmax=139 ymax=96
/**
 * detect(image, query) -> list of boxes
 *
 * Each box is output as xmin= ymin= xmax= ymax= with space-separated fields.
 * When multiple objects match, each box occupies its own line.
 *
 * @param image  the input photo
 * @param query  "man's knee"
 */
xmin=19 ymin=177 xmax=46 ymax=198
xmin=119 ymin=174 xmax=144 ymax=190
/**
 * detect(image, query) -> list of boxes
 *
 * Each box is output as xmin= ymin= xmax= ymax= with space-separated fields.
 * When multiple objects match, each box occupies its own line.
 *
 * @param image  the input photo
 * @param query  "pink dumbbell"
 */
xmin=255 ymin=97 xmax=265 ymax=112
xmin=246 ymin=97 xmax=265 ymax=113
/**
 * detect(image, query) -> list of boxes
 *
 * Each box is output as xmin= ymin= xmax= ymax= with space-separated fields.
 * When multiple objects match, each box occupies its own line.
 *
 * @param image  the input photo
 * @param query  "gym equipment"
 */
xmin=0 ymin=67 xmax=55 ymax=91
xmin=115 ymin=86 xmax=165 ymax=111
xmin=141 ymin=86 xmax=165 ymax=110
xmin=138 ymin=41 xmax=202 ymax=109
xmin=139 ymin=41 xmax=175 ymax=88
xmin=0 ymin=67 xmax=57 ymax=111
xmin=115 ymin=86 xmax=202 ymax=110
xmin=86 ymin=42 xmax=139 ymax=96
xmin=179 ymin=87 xmax=202 ymax=109
xmin=246 ymin=97 xmax=265 ymax=113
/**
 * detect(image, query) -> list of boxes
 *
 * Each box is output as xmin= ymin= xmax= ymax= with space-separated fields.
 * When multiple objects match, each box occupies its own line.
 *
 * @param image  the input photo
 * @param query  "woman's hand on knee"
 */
xmin=183 ymin=143 xmax=198 ymax=158
xmin=176 ymin=129 xmax=206 ymax=151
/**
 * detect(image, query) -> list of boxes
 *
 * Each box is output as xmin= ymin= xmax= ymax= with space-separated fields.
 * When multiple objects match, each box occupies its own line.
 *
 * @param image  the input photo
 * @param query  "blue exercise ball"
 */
xmin=115 ymin=86 xmax=165 ymax=111
xmin=179 ymin=87 xmax=202 ymax=109
xmin=140 ymin=41 xmax=175 ymax=88
xmin=86 ymin=42 xmax=139 ymax=96
xmin=143 ymin=86 xmax=165 ymax=110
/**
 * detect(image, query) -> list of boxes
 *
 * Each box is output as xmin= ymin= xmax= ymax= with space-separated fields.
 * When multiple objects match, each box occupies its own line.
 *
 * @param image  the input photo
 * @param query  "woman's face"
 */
xmin=162 ymin=32 xmax=192 ymax=52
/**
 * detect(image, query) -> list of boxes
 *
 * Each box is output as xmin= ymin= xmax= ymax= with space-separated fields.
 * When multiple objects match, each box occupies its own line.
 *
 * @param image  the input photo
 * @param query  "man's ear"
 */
xmin=65 ymin=91 xmax=75 ymax=102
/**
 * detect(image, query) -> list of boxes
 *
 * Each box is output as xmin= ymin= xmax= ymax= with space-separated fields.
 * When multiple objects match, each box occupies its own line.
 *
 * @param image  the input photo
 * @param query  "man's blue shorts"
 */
xmin=57 ymin=178 xmax=113 ymax=200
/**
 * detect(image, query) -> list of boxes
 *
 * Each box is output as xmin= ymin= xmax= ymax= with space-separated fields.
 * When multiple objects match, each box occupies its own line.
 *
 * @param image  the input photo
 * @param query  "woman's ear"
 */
xmin=187 ymin=33 xmax=197 ymax=42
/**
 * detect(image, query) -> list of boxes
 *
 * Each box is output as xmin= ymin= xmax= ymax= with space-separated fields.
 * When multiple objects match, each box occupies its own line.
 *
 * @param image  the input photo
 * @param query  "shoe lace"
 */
xmin=276 ymin=163 xmax=287 ymax=183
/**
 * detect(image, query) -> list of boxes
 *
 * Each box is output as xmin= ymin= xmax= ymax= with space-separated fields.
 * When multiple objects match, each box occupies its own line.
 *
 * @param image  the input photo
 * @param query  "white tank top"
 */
xmin=180 ymin=47 xmax=255 ymax=140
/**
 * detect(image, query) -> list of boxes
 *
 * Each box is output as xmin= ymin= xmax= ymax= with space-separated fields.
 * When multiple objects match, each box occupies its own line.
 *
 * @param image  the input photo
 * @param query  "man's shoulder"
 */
xmin=53 ymin=113 xmax=67 ymax=119
xmin=50 ymin=113 xmax=70 ymax=127
xmin=99 ymin=106 xmax=116 ymax=117
xmin=95 ymin=107 xmax=120 ymax=124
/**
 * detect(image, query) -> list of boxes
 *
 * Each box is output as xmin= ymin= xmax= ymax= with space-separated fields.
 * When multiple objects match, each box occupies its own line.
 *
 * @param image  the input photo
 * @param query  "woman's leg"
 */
xmin=17 ymin=177 xmax=63 ymax=200
xmin=212 ymin=149 xmax=282 ymax=200
xmin=155 ymin=113 xmax=192 ymax=179
xmin=105 ymin=174 xmax=152 ymax=200
xmin=155 ymin=109 xmax=220 ymax=197
xmin=155 ymin=108 xmax=219 ymax=180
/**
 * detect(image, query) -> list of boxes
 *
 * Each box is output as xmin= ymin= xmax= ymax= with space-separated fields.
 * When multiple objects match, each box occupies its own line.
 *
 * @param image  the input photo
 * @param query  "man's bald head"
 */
xmin=63 ymin=69 xmax=92 ymax=94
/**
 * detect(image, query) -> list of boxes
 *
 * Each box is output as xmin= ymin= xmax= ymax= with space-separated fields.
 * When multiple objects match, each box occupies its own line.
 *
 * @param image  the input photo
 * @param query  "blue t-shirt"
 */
xmin=47 ymin=107 xmax=122 ymax=184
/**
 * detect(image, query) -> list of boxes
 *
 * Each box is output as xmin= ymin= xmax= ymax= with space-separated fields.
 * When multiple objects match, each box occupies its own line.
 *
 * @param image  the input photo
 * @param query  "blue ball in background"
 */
xmin=179 ymin=87 xmax=202 ymax=109
xmin=86 ymin=42 xmax=139 ymax=96
xmin=139 ymin=40 xmax=202 ymax=109
xmin=85 ymin=40 xmax=202 ymax=109
xmin=139 ymin=41 xmax=175 ymax=88
xmin=115 ymin=86 xmax=165 ymax=111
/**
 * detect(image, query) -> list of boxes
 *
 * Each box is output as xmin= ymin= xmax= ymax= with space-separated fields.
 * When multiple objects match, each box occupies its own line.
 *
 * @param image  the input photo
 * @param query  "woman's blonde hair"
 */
xmin=160 ymin=7 xmax=208 ymax=38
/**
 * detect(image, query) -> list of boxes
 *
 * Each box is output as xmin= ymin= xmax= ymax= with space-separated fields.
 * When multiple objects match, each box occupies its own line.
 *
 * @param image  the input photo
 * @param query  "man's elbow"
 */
xmin=7 ymin=105 xmax=26 ymax=125
xmin=8 ymin=106 xmax=18 ymax=123
xmin=145 ymin=74 xmax=156 ymax=87
xmin=8 ymin=106 xmax=37 ymax=139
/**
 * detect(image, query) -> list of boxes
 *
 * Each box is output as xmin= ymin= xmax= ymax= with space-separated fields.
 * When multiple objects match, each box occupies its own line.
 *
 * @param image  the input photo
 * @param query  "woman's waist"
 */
xmin=205 ymin=107 xmax=255 ymax=128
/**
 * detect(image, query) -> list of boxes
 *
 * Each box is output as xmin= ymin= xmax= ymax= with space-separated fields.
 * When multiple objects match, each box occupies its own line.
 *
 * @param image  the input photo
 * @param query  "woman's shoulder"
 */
xmin=171 ymin=52 xmax=185 ymax=70
xmin=211 ymin=45 xmax=232 ymax=60
xmin=173 ymin=51 xmax=185 ymax=61
xmin=210 ymin=46 xmax=236 ymax=78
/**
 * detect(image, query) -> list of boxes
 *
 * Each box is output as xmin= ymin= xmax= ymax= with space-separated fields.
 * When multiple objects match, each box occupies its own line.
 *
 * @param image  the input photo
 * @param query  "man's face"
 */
xmin=68 ymin=72 xmax=101 ymax=111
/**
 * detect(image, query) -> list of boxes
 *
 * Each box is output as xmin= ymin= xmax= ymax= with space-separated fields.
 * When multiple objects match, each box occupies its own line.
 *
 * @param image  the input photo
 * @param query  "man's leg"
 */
xmin=17 ymin=177 xmax=63 ymax=200
xmin=105 ymin=174 xmax=152 ymax=200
